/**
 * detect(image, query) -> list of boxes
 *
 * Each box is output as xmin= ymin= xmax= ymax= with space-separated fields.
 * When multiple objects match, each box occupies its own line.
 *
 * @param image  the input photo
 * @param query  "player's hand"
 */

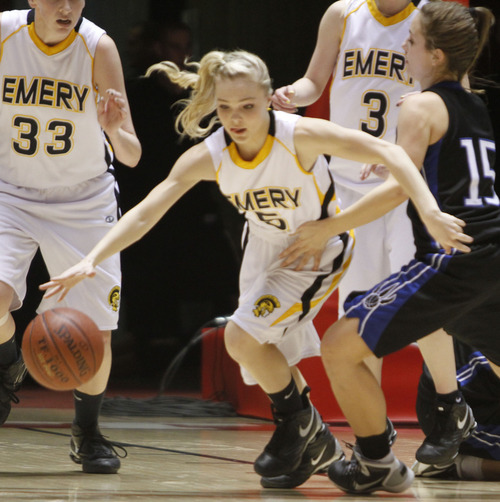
xmin=272 ymin=86 xmax=298 ymax=113
xmin=360 ymin=163 xmax=389 ymax=180
xmin=423 ymin=210 xmax=473 ymax=254
xmin=280 ymin=220 xmax=333 ymax=270
xmin=97 ymin=88 xmax=127 ymax=134
xmin=39 ymin=260 xmax=97 ymax=302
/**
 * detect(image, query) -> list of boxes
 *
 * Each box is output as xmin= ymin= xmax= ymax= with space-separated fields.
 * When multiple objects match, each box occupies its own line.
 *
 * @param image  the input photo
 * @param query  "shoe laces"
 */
xmin=78 ymin=431 xmax=128 ymax=459
xmin=428 ymin=403 xmax=461 ymax=441
xmin=342 ymin=451 xmax=364 ymax=483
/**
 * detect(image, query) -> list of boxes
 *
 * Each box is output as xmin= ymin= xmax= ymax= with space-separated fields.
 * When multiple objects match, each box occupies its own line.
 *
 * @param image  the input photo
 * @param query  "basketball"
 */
xmin=21 ymin=308 xmax=105 ymax=391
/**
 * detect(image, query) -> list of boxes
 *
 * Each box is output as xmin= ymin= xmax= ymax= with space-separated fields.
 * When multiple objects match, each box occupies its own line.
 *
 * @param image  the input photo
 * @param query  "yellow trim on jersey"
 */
xmin=0 ymin=24 xmax=26 ymax=62
xmin=28 ymin=23 xmax=78 ymax=55
xmin=227 ymin=135 xmax=275 ymax=169
xmin=273 ymin=136 xmax=310 ymax=175
xmin=342 ymin=1 xmax=366 ymax=40
xmin=367 ymin=0 xmax=416 ymax=26
xmin=335 ymin=1 xmax=366 ymax=83
xmin=270 ymin=246 xmax=353 ymax=327
xmin=75 ymin=32 xmax=98 ymax=95
xmin=215 ymin=158 xmax=224 ymax=184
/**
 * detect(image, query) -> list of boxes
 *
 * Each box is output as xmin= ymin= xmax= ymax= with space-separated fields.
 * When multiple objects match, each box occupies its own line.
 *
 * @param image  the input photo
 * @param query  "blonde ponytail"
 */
xmin=146 ymin=50 xmax=273 ymax=139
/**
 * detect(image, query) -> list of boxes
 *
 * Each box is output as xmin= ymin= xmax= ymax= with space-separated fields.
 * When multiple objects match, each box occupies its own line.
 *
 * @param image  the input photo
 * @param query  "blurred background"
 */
xmin=6 ymin=0 xmax=500 ymax=392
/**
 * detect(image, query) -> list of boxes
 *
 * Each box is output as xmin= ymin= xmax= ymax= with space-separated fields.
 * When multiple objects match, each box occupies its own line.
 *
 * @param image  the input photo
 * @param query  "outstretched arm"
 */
xmin=280 ymin=175 xmax=407 ymax=269
xmin=40 ymin=143 xmax=215 ymax=300
xmin=282 ymin=115 xmax=473 ymax=269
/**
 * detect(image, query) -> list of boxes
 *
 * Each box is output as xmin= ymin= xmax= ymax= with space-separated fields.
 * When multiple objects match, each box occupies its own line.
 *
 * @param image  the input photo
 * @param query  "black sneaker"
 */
xmin=261 ymin=423 xmax=345 ymax=488
xmin=415 ymin=401 xmax=476 ymax=465
xmin=411 ymin=460 xmax=459 ymax=479
xmin=328 ymin=446 xmax=414 ymax=494
xmin=254 ymin=392 xmax=322 ymax=477
xmin=70 ymin=424 xmax=127 ymax=474
xmin=0 ymin=354 xmax=27 ymax=425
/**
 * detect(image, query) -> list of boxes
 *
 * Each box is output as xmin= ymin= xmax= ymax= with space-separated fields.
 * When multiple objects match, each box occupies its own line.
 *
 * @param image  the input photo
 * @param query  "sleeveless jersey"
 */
xmin=0 ymin=9 xmax=112 ymax=189
xmin=408 ymin=81 xmax=500 ymax=255
xmin=329 ymin=0 xmax=427 ymax=192
xmin=204 ymin=111 xmax=340 ymax=238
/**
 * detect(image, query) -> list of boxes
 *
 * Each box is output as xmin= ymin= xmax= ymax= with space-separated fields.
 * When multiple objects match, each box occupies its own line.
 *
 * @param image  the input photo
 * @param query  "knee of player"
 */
xmin=320 ymin=320 xmax=359 ymax=367
xmin=223 ymin=321 xmax=255 ymax=362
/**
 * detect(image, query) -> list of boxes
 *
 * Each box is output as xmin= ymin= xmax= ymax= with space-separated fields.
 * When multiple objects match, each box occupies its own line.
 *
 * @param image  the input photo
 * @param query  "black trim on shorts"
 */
xmin=320 ymin=169 xmax=336 ymax=220
xmin=299 ymin=231 xmax=349 ymax=321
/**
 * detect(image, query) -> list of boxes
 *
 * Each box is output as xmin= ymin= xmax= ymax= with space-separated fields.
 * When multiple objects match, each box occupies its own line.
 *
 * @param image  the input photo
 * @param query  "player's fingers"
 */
xmin=313 ymin=254 xmax=321 ymax=272
xmin=452 ymin=239 xmax=471 ymax=253
xmin=292 ymin=257 xmax=305 ymax=271
xmin=442 ymin=244 xmax=453 ymax=255
xmin=57 ymin=289 xmax=69 ymax=302
xmin=39 ymin=280 xmax=59 ymax=291
xmin=106 ymin=88 xmax=122 ymax=98
xmin=279 ymin=242 xmax=299 ymax=260
xmin=294 ymin=253 xmax=311 ymax=272
xmin=280 ymin=250 xmax=299 ymax=267
xmin=459 ymin=233 xmax=474 ymax=244
xmin=41 ymin=285 xmax=61 ymax=299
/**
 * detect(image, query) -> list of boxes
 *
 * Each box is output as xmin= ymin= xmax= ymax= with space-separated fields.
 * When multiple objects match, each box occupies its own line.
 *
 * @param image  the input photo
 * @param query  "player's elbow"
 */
xmin=120 ymin=144 xmax=142 ymax=168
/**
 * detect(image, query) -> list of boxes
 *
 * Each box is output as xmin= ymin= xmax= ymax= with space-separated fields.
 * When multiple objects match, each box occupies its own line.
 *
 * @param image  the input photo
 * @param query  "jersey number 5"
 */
xmin=12 ymin=116 xmax=74 ymax=157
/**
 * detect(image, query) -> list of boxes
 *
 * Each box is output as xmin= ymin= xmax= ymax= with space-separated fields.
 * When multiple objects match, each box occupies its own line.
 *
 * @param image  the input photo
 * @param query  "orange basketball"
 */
xmin=22 ymin=308 xmax=104 ymax=391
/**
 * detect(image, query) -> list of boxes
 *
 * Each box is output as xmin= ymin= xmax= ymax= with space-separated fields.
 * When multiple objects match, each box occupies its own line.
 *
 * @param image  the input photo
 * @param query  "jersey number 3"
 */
xmin=360 ymin=91 xmax=389 ymax=138
xmin=12 ymin=116 xmax=74 ymax=157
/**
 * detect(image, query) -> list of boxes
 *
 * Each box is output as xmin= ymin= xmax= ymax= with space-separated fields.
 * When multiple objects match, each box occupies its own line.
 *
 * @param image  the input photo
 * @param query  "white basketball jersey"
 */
xmin=329 ymin=0 xmax=428 ymax=192
xmin=0 ymin=10 xmax=112 ymax=189
xmin=205 ymin=111 xmax=341 ymax=238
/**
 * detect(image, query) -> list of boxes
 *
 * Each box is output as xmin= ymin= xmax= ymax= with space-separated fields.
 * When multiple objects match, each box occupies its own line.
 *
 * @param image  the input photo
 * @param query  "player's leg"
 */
xmin=230 ymin=224 xmax=351 ymax=481
xmin=69 ymin=329 xmax=126 ymax=474
xmin=0 ymin=200 xmax=38 ymax=425
xmin=225 ymin=321 xmax=324 ymax=477
xmin=387 ymin=203 xmax=473 ymax=463
xmin=336 ymin=187 xmax=390 ymax=387
xmin=259 ymin=366 xmax=344 ymax=489
xmin=415 ymin=329 xmax=473 ymax=464
xmin=321 ymin=316 xmax=414 ymax=494
xmin=0 ymin=282 xmax=27 ymax=425
xmin=39 ymin=175 xmax=124 ymax=473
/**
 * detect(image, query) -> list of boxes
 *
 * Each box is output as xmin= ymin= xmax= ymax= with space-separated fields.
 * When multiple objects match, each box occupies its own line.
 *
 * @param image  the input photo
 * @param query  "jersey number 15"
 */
xmin=461 ymin=138 xmax=499 ymax=207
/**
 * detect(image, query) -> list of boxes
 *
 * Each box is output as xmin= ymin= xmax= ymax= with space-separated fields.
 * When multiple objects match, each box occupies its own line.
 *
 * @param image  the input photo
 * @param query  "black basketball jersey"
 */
xmin=407 ymin=81 xmax=500 ymax=255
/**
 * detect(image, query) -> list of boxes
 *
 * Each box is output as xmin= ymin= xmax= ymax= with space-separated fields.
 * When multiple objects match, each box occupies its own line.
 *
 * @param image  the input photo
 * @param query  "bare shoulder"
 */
xmin=94 ymin=34 xmax=125 ymax=90
xmin=95 ymin=33 xmax=120 ymax=62
xmin=399 ymin=91 xmax=446 ymax=125
xmin=398 ymin=91 xmax=448 ymax=144
xmin=294 ymin=116 xmax=343 ymax=169
xmin=401 ymin=91 xmax=445 ymax=114
xmin=295 ymin=116 xmax=326 ymax=142
xmin=295 ymin=115 xmax=341 ymax=139
xmin=173 ymin=141 xmax=216 ymax=182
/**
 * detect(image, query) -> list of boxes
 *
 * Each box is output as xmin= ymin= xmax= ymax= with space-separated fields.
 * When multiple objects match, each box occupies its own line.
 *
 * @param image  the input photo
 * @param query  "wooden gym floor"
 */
xmin=1 ymin=386 xmax=498 ymax=502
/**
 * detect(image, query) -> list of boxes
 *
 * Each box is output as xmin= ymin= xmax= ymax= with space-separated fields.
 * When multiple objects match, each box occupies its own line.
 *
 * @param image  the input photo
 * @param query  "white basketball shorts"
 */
xmin=0 ymin=173 xmax=121 ymax=330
